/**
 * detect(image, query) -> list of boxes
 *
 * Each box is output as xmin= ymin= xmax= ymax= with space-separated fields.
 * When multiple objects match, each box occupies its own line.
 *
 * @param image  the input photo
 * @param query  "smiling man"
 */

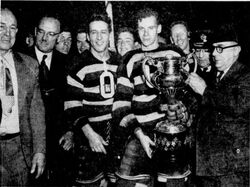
xmin=170 ymin=21 xmax=191 ymax=55
xmin=63 ymin=12 xmax=119 ymax=187
xmin=0 ymin=7 xmax=46 ymax=186
xmin=116 ymin=27 xmax=138 ymax=57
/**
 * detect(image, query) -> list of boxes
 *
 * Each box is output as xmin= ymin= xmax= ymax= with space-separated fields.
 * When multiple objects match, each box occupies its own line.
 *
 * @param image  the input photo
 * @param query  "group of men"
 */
xmin=0 ymin=5 xmax=249 ymax=187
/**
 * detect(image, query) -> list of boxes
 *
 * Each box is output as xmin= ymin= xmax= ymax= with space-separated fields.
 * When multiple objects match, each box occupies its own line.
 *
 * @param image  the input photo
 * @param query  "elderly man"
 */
xmin=187 ymin=23 xmax=250 ymax=187
xmin=0 ymin=7 xmax=46 ymax=186
xmin=192 ymin=30 xmax=216 ymax=87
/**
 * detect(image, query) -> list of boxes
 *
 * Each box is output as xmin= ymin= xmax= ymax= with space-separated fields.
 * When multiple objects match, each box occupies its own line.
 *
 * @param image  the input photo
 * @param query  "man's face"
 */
xmin=117 ymin=31 xmax=135 ymax=56
xmin=56 ymin=31 xmax=72 ymax=54
xmin=170 ymin=24 xmax=190 ymax=53
xmin=35 ymin=17 xmax=60 ymax=53
xmin=0 ymin=9 xmax=18 ymax=55
xmin=138 ymin=16 xmax=161 ymax=50
xmin=195 ymin=48 xmax=211 ymax=68
xmin=212 ymin=41 xmax=240 ymax=72
xmin=76 ymin=32 xmax=89 ymax=54
xmin=88 ymin=21 xmax=110 ymax=54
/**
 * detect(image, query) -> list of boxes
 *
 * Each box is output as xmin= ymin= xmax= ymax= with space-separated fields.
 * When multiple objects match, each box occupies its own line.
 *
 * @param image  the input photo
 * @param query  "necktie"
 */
xmin=5 ymin=66 xmax=14 ymax=96
xmin=0 ymin=58 xmax=14 ymax=114
xmin=202 ymin=67 xmax=208 ymax=73
xmin=39 ymin=55 xmax=49 ymax=88
xmin=216 ymin=71 xmax=223 ymax=83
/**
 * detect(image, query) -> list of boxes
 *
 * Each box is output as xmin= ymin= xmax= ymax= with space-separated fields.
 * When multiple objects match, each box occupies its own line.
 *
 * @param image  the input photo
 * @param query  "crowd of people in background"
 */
xmin=0 ymin=4 xmax=249 ymax=187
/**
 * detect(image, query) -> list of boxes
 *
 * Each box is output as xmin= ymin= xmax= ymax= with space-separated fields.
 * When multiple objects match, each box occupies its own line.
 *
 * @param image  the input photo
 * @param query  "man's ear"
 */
xmin=157 ymin=24 xmax=162 ymax=34
xmin=234 ymin=45 xmax=241 ymax=56
xmin=87 ymin=34 xmax=90 ymax=41
xmin=34 ymin=27 xmax=37 ymax=36
xmin=170 ymin=36 xmax=174 ymax=44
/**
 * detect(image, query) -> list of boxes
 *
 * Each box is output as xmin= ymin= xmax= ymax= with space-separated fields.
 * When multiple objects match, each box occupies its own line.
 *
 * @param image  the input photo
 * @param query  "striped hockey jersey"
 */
xmin=64 ymin=50 xmax=119 ymax=140
xmin=112 ymin=46 xmax=198 ymax=135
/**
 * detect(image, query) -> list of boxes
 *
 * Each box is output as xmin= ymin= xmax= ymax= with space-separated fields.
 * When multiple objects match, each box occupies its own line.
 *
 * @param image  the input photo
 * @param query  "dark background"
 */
xmin=2 ymin=1 xmax=250 ymax=65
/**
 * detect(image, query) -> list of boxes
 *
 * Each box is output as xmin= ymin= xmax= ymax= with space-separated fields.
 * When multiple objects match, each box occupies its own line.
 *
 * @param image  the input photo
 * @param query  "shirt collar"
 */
xmin=35 ymin=46 xmax=52 ymax=64
xmin=1 ymin=50 xmax=15 ymax=68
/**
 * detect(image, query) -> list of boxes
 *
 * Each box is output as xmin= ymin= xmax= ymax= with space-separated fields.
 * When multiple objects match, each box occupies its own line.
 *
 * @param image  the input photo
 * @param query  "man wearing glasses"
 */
xmin=187 ymin=23 xmax=250 ymax=186
xmin=26 ymin=14 xmax=68 ymax=186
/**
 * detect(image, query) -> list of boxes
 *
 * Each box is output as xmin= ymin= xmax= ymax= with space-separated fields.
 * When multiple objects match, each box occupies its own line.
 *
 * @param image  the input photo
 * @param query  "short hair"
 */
xmin=60 ymin=23 xmax=72 ymax=34
xmin=135 ymin=8 xmax=159 ymax=25
xmin=1 ymin=7 xmax=17 ymax=26
xmin=169 ymin=20 xmax=190 ymax=37
xmin=170 ymin=20 xmax=190 ymax=32
xmin=37 ymin=13 xmax=61 ymax=31
xmin=88 ymin=13 xmax=112 ymax=33
xmin=116 ymin=27 xmax=135 ymax=41
xmin=76 ymin=24 xmax=88 ymax=34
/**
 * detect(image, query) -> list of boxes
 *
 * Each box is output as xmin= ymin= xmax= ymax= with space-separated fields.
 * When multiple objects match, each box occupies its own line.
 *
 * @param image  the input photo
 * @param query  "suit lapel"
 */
xmin=13 ymin=52 xmax=29 ymax=115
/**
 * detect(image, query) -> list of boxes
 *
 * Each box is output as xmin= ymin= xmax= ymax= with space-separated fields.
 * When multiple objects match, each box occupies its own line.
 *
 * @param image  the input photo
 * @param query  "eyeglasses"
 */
xmin=214 ymin=44 xmax=239 ymax=54
xmin=37 ymin=28 xmax=59 ymax=38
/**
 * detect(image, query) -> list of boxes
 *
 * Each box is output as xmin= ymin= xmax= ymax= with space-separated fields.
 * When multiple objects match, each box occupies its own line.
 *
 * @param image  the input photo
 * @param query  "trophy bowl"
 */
xmin=142 ymin=48 xmax=197 ymax=178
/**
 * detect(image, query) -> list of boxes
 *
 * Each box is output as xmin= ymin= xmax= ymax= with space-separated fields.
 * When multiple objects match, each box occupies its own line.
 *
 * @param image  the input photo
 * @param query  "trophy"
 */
xmin=142 ymin=49 xmax=197 ymax=182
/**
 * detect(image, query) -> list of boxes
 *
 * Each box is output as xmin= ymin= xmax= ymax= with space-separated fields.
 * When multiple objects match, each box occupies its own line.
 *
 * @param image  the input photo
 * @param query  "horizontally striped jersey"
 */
xmin=112 ymin=46 xmax=198 ymax=135
xmin=64 ymin=50 xmax=119 ymax=139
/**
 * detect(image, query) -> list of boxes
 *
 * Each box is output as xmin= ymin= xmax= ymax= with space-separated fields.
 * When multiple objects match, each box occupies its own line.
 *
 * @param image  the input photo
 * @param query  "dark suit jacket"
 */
xmin=13 ymin=52 xmax=46 ymax=167
xmin=26 ymin=47 xmax=67 ymax=158
xmin=196 ymin=64 xmax=217 ymax=87
xmin=196 ymin=60 xmax=250 ymax=176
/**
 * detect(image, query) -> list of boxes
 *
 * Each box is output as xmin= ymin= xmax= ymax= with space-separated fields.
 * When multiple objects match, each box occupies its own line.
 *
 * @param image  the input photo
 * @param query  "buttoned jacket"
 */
xmin=196 ymin=60 xmax=250 ymax=176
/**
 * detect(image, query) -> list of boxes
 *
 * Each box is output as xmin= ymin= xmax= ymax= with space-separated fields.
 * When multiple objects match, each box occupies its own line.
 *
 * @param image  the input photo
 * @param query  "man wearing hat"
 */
xmin=187 ymin=23 xmax=250 ymax=186
xmin=192 ymin=31 xmax=216 ymax=87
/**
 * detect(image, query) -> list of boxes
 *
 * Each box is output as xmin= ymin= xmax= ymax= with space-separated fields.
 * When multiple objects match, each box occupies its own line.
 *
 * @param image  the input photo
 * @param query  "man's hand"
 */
xmin=166 ymin=101 xmax=189 ymax=123
xmin=59 ymin=131 xmax=74 ymax=151
xmin=135 ymin=129 xmax=155 ymax=158
xmin=82 ymin=124 xmax=108 ymax=154
xmin=186 ymin=72 xmax=207 ymax=95
xmin=30 ymin=153 xmax=45 ymax=179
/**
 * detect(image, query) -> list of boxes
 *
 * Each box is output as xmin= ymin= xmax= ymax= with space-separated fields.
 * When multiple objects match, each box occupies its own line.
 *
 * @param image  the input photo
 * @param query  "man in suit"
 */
xmin=0 ymin=7 xmax=46 ymax=186
xmin=26 ymin=13 xmax=68 ymax=185
xmin=187 ymin=23 xmax=250 ymax=186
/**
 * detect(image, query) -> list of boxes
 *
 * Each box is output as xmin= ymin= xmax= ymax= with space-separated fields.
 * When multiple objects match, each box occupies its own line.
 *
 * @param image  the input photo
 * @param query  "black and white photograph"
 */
xmin=1 ymin=1 xmax=249 ymax=187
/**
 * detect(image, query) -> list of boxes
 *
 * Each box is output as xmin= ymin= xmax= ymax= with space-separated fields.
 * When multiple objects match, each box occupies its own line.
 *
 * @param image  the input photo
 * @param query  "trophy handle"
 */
xmin=181 ymin=52 xmax=198 ymax=77
xmin=142 ymin=56 xmax=159 ymax=89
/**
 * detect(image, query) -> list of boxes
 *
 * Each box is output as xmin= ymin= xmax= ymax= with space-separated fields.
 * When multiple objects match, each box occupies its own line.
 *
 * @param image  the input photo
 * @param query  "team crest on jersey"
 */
xmin=100 ymin=71 xmax=115 ymax=98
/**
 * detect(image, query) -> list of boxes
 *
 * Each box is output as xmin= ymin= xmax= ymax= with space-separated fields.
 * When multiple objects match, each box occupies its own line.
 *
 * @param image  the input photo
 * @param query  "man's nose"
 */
xmin=143 ymin=29 xmax=149 ymax=37
xmin=199 ymin=51 xmax=204 ymax=58
xmin=42 ymin=33 xmax=48 ymax=41
xmin=97 ymin=32 xmax=102 ymax=40
xmin=3 ymin=27 xmax=11 ymax=36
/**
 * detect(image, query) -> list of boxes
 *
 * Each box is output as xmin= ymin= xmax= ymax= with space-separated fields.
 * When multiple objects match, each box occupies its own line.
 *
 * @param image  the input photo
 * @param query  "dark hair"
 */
xmin=135 ymin=8 xmax=159 ymax=25
xmin=60 ymin=24 xmax=72 ymax=34
xmin=76 ymin=23 xmax=88 ymax=34
xmin=116 ymin=27 xmax=135 ymax=41
xmin=88 ymin=13 xmax=111 ymax=33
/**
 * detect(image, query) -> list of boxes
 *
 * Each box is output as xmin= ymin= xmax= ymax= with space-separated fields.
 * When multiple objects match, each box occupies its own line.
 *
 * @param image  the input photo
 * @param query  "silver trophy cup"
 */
xmin=142 ymin=51 xmax=197 ymax=181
